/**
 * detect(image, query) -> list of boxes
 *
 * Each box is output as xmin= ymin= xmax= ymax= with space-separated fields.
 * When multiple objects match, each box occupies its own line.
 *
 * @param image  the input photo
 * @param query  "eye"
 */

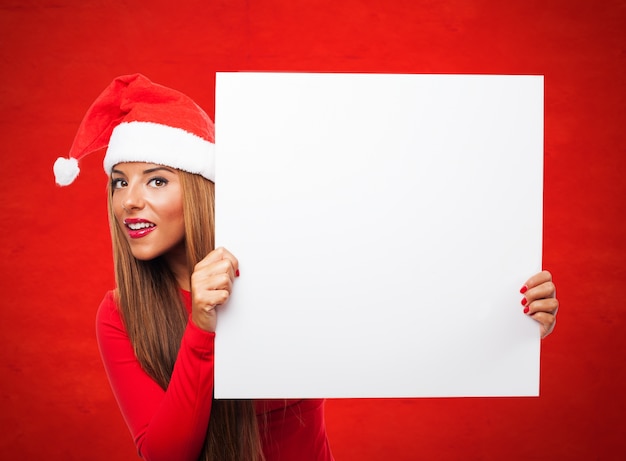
xmin=111 ymin=178 xmax=127 ymax=189
xmin=148 ymin=177 xmax=169 ymax=188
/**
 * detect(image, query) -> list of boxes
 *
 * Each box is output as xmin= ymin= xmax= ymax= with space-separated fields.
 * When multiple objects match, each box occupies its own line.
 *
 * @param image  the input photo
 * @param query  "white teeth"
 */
xmin=127 ymin=222 xmax=155 ymax=230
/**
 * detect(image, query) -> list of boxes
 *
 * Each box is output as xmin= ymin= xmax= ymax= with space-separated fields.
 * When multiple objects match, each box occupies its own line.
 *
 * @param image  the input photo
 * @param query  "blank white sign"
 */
xmin=214 ymin=73 xmax=543 ymax=399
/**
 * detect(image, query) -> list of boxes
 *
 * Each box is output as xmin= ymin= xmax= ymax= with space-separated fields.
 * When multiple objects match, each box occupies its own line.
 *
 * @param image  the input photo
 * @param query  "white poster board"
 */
xmin=214 ymin=73 xmax=543 ymax=398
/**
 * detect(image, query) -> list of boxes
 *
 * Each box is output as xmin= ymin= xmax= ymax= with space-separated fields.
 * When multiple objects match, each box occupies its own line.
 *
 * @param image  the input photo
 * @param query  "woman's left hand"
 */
xmin=520 ymin=270 xmax=559 ymax=338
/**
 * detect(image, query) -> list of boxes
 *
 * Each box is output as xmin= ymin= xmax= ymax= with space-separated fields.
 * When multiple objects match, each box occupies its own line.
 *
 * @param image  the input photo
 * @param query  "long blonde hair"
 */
xmin=108 ymin=169 xmax=263 ymax=461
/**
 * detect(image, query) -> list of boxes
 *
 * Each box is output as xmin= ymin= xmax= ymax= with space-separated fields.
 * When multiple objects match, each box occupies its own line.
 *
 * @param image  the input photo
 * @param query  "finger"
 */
xmin=525 ymin=297 xmax=559 ymax=316
xmin=197 ymin=272 xmax=234 ymax=293
xmin=524 ymin=280 xmax=557 ymax=305
xmin=195 ymin=247 xmax=239 ymax=275
xmin=194 ymin=288 xmax=231 ymax=310
xmin=191 ymin=268 xmax=233 ymax=306
xmin=520 ymin=270 xmax=553 ymax=293
xmin=194 ymin=258 xmax=236 ymax=282
xmin=218 ymin=247 xmax=240 ymax=276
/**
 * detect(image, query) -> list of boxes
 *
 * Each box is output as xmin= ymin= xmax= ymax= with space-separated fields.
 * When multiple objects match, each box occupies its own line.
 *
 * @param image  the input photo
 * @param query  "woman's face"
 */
xmin=111 ymin=162 xmax=185 ymax=263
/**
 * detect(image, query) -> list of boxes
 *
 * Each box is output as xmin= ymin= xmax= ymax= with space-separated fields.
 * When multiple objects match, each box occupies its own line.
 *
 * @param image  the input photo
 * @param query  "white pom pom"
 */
xmin=53 ymin=157 xmax=80 ymax=186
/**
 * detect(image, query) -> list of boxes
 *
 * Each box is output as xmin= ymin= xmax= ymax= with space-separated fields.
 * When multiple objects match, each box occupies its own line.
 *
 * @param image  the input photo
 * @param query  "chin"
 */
xmin=130 ymin=249 xmax=162 ymax=261
xmin=133 ymin=255 xmax=157 ymax=261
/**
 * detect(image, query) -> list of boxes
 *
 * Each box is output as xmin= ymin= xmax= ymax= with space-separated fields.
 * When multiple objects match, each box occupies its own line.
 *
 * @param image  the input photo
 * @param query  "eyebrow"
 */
xmin=111 ymin=166 xmax=176 ymax=175
xmin=143 ymin=166 xmax=175 ymax=174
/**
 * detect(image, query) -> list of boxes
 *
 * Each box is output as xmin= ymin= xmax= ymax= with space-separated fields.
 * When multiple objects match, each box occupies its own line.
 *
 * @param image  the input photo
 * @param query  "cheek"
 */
xmin=161 ymin=198 xmax=185 ymax=236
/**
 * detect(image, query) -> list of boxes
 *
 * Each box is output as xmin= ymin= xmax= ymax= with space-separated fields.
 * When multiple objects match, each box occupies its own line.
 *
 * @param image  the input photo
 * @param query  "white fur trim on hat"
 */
xmin=104 ymin=121 xmax=215 ymax=181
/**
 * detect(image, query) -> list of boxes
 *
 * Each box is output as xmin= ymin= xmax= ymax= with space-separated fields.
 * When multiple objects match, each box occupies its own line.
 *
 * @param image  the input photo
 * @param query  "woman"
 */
xmin=54 ymin=74 xmax=558 ymax=461
xmin=101 ymin=160 xmax=331 ymax=461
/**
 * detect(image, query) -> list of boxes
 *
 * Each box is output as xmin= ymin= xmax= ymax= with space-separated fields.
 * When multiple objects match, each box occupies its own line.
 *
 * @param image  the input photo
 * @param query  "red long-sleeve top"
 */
xmin=96 ymin=290 xmax=334 ymax=461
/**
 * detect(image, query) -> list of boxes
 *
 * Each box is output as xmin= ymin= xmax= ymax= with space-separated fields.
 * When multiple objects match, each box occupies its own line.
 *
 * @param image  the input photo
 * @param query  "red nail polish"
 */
xmin=521 ymin=297 xmax=528 ymax=306
xmin=523 ymin=306 xmax=530 ymax=314
xmin=235 ymin=269 xmax=240 ymax=277
xmin=520 ymin=285 xmax=528 ymax=294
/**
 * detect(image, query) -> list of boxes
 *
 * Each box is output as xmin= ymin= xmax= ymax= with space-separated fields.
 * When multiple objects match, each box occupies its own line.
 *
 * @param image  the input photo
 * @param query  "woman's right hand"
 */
xmin=190 ymin=247 xmax=239 ymax=332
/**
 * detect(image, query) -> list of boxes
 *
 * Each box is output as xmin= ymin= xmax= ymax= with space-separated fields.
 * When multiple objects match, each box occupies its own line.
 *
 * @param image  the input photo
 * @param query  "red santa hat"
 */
xmin=53 ymin=73 xmax=215 ymax=186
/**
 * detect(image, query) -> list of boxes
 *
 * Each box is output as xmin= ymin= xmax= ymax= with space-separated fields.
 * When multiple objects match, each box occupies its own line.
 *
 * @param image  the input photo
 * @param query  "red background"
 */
xmin=1 ymin=1 xmax=625 ymax=459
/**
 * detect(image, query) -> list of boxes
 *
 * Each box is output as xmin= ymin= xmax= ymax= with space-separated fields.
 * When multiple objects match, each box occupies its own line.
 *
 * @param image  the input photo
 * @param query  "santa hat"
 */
xmin=53 ymin=73 xmax=215 ymax=186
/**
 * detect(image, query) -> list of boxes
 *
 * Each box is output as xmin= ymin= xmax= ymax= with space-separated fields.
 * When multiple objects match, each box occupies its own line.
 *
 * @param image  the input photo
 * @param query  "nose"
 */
xmin=121 ymin=182 xmax=145 ymax=212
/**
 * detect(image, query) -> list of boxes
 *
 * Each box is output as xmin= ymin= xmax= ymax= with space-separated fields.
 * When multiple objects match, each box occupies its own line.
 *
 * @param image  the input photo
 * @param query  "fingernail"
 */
xmin=523 ymin=305 xmax=530 ymax=314
xmin=520 ymin=285 xmax=528 ymax=294
xmin=235 ymin=269 xmax=240 ymax=277
xmin=521 ymin=297 xmax=528 ymax=306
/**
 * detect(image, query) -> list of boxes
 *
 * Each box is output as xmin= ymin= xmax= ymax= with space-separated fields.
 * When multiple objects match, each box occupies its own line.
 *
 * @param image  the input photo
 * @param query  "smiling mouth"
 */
xmin=124 ymin=219 xmax=156 ymax=238
xmin=127 ymin=222 xmax=155 ymax=231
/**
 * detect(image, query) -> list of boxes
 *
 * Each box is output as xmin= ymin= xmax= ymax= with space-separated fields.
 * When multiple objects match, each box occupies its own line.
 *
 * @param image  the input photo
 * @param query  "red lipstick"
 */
xmin=124 ymin=218 xmax=156 ymax=239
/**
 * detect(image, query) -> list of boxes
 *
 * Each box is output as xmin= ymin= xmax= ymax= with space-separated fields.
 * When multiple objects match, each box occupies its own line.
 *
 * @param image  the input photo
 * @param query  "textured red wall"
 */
xmin=1 ymin=1 xmax=624 ymax=459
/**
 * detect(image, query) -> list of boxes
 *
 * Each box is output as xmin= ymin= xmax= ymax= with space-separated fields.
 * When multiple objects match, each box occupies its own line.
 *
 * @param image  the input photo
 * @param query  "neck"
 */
xmin=164 ymin=244 xmax=191 ymax=291
xmin=171 ymin=263 xmax=191 ymax=291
